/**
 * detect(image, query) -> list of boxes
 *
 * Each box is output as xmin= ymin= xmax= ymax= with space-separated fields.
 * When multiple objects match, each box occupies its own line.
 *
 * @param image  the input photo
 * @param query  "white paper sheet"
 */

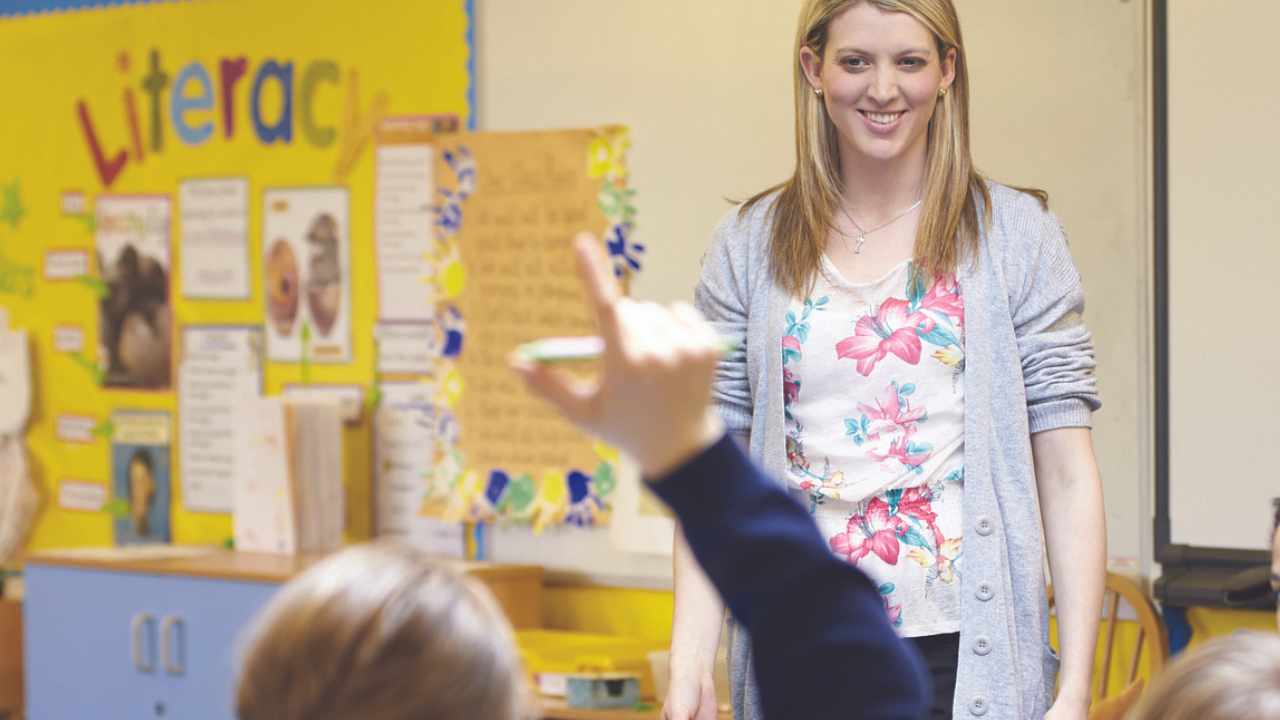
xmin=178 ymin=326 xmax=262 ymax=512
xmin=375 ymin=144 xmax=436 ymax=320
xmin=374 ymin=382 xmax=463 ymax=558
xmin=180 ymin=178 xmax=250 ymax=299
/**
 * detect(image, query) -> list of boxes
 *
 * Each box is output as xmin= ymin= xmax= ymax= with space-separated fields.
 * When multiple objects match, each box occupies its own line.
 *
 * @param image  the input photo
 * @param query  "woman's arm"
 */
xmin=667 ymin=528 xmax=724 ymax=720
xmin=664 ymin=429 xmax=752 ymax=719
xmin=1033 ymin=428 xmax=1105 ymax=716
xmin=1006 ymin=198 xmax=1104 ymax=718
xmin=663 ymin=211 xmax=754 ymax=718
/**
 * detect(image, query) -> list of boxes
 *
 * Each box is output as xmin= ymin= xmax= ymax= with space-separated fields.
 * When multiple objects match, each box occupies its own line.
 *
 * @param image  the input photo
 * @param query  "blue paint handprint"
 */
xmin=605 ymin=222 xmax=645 ymax=278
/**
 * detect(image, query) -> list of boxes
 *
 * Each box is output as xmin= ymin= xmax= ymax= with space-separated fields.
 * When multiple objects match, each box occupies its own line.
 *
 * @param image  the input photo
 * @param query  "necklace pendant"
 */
xmin=854 ymin=235 xmax=866 ymax=254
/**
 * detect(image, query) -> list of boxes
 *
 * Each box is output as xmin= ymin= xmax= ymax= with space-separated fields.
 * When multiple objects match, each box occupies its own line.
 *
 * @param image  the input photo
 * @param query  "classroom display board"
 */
xmin=0 ymin=0 xmax=477 ymax=550
xmin=1160 ymin=0 xmax=1280 ymax=558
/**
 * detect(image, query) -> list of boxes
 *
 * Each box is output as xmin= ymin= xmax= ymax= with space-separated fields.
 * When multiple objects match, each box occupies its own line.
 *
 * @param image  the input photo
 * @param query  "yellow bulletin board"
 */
xmin=0 ymin=0 xmax=474 ymax=551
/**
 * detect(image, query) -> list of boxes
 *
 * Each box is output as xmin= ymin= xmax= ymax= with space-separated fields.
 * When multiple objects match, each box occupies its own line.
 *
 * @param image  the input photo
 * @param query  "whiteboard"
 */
xmin=1166 ymin=0 xmax=1280 ymax=552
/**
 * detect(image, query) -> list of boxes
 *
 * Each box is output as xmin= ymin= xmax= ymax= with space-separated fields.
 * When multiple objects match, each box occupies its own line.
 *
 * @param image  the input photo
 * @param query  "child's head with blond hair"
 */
xmin=235 ymin=543 xmax=526 ymax=720
xmin=1127 ymin=632 xmax=1280 ymax=720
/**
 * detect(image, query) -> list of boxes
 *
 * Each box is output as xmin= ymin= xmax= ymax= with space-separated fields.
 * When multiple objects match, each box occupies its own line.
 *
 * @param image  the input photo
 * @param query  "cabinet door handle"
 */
xmin=130 ymin=613 xmax=156 ymax=673
xmin=160 ymin=615 xmax=186 ymax=676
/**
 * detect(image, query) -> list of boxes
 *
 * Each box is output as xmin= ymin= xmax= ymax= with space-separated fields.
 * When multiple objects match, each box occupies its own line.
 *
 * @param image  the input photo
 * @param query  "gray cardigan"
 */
xmin=693 ymin=182 xmax=1100 ymax=719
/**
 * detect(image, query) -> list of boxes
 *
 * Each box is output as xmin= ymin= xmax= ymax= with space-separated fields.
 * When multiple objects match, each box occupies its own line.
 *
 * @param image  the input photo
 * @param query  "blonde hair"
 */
xmin=746 ymin=0 xmax=1045 ymax=296
xmin=235 ymin=543 xmax=526 ymax=720
xmin=1127 ymin=633 xmax=1280 ymax=720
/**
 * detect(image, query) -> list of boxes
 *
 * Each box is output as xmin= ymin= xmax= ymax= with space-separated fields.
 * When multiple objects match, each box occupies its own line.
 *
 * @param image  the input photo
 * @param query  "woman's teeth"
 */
xmin=864 ymin=111 xmax=905 ymax=125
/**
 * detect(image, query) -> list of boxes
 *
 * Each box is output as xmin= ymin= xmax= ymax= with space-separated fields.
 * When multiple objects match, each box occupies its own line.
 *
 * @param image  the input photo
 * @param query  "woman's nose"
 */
xmin=868 ymin=67 xmax=899 ymax=104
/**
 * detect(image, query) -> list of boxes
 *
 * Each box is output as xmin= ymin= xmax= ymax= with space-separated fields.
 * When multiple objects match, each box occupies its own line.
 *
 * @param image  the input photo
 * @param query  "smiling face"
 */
xmin=801 ymin=2 xmax=955 ymax=168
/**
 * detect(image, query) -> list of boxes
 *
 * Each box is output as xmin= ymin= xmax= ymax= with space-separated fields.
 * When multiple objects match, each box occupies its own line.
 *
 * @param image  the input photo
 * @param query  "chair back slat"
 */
xmin=1127 ymin=628 xmax=1146 ymax=685
xmin=1098 ymin=590 xmax=1121 ymax=699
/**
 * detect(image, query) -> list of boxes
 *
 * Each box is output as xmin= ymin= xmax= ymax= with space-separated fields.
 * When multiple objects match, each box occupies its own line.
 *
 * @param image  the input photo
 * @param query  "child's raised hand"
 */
xmin=510 ymin=232 xmax=725 ymax=477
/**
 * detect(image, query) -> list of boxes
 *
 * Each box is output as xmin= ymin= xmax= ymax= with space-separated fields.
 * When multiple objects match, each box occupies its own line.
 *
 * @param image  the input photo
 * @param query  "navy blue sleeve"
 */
xmin=650 ymin=434 xmax=929 ymax=720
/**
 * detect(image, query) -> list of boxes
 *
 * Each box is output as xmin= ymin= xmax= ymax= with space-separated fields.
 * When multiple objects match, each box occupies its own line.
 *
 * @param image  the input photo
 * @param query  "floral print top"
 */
xmin=783 ymin=257 xmax=965 ymax=637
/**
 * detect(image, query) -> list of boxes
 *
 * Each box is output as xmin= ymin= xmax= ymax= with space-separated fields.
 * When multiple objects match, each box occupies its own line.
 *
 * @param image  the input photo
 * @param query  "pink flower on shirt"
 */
xmin=783 ymin=366 xmax=800 ymax=406
xmin=855 ymin=382 xmax=933 ymax=471
xmin=897 ymin=485 xmax=945 ymax=548
xmin=879 ymin=583 xmax=904 ymax=628
xmin=920 ymin=275 xmax=964 ymax=325
xmin=829 ymin=497 xmax=907 ymax=566
xmin=834 ymin=298 xmax=924 ymax=376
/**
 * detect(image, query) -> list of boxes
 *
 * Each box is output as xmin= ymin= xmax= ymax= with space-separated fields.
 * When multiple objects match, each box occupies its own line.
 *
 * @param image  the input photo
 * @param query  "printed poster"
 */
xmin=425 ymin=127 xmax=644 ymax=532
xmin=263 ymin=187 xmax=352 ymax=362
xmin=111 ymin=411 xmax=172 ymax=546
xmin=177 ymin=326 xmax=262 ymax=512
xmin=179 ymin=178 xmax=250 ymax=299
xmin=96 ymin=196 xmax=173 ymax=389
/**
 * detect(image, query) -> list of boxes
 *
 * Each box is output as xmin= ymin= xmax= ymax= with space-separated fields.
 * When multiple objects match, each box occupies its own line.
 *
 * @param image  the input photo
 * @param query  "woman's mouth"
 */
xmin=858 ymin=110 xmax=906 ymax=135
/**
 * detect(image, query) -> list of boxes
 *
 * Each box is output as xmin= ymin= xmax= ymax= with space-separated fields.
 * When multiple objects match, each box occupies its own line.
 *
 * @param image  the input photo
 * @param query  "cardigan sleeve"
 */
xmin=650 ymin=434 xmax=930 ymax=720
xmin=1007 ymin=198 xmax=1102 ymax=433
xmin=693 ymin=210 xmax=754 ymax=436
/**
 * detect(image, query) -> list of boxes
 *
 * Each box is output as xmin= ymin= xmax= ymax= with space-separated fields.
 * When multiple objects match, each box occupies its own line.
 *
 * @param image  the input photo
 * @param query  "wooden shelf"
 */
xmin=25 ymin=547 xmax=546 ymax=629
xmin=25 ymin=547 xmax=539 ymax=583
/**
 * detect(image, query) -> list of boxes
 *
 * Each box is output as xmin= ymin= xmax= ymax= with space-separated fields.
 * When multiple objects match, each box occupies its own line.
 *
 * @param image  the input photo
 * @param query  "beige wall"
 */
xmin=1166 ymin=0 xmax=1279 ymax=551
xmin=964 ymin=0 xmax=1151 ymax=573
xmin=477 ymin=0 xmax=1152 ymax=583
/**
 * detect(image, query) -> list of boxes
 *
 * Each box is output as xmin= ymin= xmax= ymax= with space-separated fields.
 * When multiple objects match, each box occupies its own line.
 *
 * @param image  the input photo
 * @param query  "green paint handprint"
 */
xmin=0 ymin=179 xmax=24 ymax=230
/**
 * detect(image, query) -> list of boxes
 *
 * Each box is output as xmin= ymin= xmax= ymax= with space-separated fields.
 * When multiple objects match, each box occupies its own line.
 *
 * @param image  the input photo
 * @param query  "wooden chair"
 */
xmin=0 ymin=595 xmax=22 ymax=719
xmin=1048 ymin=572 xmax=1169 ymax=720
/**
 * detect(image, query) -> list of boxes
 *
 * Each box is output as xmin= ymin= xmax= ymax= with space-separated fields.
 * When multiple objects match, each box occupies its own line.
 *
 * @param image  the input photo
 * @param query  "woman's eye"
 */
xmin=900 ymin=57 xmax=926 ymax=69
xmin=842 ymin=57 xmax=868 ymax=70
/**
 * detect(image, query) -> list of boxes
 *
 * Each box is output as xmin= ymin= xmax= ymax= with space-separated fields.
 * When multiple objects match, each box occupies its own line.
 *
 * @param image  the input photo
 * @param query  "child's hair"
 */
xmin=1126 ymin=632 xmax=1280 ymax=720
xmin=235 ymin=542 xmax=526 ymax=720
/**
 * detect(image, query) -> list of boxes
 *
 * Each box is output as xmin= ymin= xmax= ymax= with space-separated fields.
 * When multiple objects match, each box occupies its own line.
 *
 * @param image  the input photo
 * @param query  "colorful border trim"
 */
xmin=0 ymin=0 xmax=187 ymax=18
xmin=465 ymin=0 xmax=477 ymax=130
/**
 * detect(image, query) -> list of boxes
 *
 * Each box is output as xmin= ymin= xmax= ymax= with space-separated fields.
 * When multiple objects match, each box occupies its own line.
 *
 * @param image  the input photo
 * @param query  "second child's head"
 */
xmin=235 ymin=543 xmax=526 ymax=720
xmin=1127 ymin=632 xmax=1280 ymax=720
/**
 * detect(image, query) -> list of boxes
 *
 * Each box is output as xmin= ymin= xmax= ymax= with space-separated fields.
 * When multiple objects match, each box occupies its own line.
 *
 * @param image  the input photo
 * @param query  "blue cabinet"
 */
xmin=24 ymin=563 xmax=279 ymax=720
xmin=22 ymin=550 xmax=542 ymax=720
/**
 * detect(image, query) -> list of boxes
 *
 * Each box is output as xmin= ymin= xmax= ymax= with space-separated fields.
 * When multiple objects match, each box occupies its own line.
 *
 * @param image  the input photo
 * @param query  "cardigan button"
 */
xmin=969 ymin=696 xmax=989 ymax=716
xmin=976 ymin=582 xmax=994 ymax=601
xmin=976 ymin=517 xmax=994 ymax=536
xmin=972 ymin=636 xmax=992 ymax=656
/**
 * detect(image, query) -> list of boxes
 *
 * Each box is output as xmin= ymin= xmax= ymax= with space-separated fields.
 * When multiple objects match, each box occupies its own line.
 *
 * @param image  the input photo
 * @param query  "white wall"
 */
xmin=477 ymin=0 xmax=1152 ymax=583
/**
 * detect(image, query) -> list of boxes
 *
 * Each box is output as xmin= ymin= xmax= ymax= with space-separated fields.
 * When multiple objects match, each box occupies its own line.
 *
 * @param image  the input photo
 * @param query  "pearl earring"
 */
xmin=814 ymin=87 xmax=823 ymax=97
xmin=938 ymin=87 xmax=948 ymax=97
